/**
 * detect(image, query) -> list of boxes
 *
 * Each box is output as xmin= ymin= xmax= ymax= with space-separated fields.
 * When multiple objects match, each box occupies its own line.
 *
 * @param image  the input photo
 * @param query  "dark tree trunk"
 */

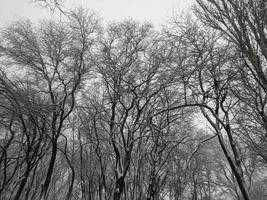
xmin=13 ymin=168 xmax=31 ymax=200
xmin=40 ymin=141 xmax=58 ymax=200
xmin=113 ymin=176 xmax=124 ymax=200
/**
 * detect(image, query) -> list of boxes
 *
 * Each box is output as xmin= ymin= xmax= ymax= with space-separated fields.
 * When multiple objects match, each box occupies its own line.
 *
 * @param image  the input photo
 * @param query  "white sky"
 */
xmin=0 ymin=0 xmax=193 ymax=27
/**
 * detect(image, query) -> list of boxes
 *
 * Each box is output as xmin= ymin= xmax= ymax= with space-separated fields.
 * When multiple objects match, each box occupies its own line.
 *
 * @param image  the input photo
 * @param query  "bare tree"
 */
xmin=0 ymin=8 xmax=100 ymax=200
xmin=194 ymin=0 xmax=267 ymax=163
xmin=0 ymin=72 xmax=51 ymax=200
xmin=1 ymin=2 xmax=267 ymax=199
xmin=78 ymin=19 xmax=187 ymax=200
xmin=164 ymin=17 xmax=255 ymax=200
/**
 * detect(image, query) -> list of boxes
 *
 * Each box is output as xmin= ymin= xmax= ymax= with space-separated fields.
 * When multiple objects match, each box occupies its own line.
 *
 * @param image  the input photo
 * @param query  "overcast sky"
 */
xmin=0 ymin=0 xmax=192 ymax=27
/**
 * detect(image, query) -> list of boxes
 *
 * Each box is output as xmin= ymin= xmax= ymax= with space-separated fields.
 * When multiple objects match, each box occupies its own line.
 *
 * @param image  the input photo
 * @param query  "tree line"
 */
xmin=0 ymin=0 xmax=267 ymax=200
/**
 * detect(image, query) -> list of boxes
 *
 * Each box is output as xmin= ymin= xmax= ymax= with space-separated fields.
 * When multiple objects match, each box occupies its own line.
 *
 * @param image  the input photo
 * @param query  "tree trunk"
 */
xmin=13 ymin=168 xmax=31 ymax=200
xmin=217 ymin=132 xmax=252 ymax=200
xmin=40 ymin=141 xmax=58 ymax=200
xmin=113 ymin=176 xmax=124 ymax=200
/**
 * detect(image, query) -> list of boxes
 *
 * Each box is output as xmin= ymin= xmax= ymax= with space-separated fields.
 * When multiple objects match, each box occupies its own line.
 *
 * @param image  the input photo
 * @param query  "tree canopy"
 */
xmin=0 ymin=1 xmax=267 ymax=200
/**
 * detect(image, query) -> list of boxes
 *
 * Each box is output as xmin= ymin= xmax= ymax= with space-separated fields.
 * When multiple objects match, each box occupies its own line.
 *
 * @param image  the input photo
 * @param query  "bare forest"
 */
xmin=0 ymin=0 xmax=267 ymax=200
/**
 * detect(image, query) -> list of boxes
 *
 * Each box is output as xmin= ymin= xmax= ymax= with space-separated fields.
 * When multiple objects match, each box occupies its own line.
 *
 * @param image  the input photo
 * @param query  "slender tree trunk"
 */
xmin=40 ymin=141 xmax=58 ymax=200
xmin=66 ymin=167 xmax=75 ymax=200
xmin=201 ymin=100 xmax=252 ymax=200
xmin=13 ymin=168 xmax=31 ymax=200
xmin=217 ymin=132 xmax=252 ymax=200
xmin=147 ymin=175 xmax=156 ymax=200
